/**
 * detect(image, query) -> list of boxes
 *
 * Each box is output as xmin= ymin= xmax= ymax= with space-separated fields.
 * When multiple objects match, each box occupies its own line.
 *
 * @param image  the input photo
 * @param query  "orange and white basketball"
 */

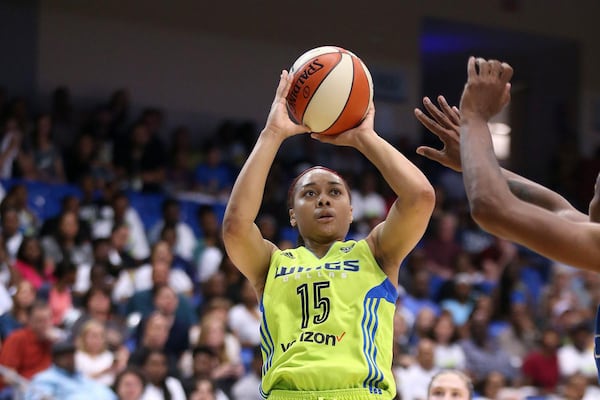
xmin=286 ymin=46 xmax=373 ymax=135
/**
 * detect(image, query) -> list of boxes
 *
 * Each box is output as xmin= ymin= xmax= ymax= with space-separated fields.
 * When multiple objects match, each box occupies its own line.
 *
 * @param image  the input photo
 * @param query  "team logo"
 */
xmin=282 ymin=251 xmax=295 ymax=259
xmin=340 ymin=243 xmax=355 ymax=253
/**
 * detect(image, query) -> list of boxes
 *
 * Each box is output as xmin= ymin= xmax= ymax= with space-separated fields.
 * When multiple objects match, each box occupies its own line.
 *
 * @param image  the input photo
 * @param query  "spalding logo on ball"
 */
xmin=286 ymin=46 xmax=373 ymax=135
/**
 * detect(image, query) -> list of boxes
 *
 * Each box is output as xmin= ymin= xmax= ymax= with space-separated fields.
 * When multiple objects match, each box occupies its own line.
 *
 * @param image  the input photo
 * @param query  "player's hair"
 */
xmin=427 ymin=369 xmax=474 ymax=400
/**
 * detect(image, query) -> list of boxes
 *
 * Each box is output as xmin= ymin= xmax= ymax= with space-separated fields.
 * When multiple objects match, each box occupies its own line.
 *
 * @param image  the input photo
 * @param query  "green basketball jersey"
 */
xmin=259 ymin=239 xmax=399 ymax=399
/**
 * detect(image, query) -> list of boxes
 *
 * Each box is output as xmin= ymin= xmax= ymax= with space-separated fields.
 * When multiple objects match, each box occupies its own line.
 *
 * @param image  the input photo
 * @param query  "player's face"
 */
xmin=290 ymin=169 xmax=353 ymax=242
xmin=428 ymin=373 xmax=470 ymax=400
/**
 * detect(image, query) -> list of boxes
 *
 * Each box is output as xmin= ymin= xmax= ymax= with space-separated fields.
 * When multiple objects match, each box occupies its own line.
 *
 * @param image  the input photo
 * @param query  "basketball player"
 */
xmin=222 ymin=70 xmax=435 ymax=400
xmin=427 ymin=370 xmax=473 ymax=400
xmin=414 ymin=57 xmax=600 ymax=379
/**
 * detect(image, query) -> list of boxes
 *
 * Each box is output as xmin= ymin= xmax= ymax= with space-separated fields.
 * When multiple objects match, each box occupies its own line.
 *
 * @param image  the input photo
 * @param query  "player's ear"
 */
xmin=590 ymin=173 xmax=600 ymax=223
xmin=289 ymin=209 xmax=297 ymax=227
xmin=349 ymin=206 xmax=354 ymax=224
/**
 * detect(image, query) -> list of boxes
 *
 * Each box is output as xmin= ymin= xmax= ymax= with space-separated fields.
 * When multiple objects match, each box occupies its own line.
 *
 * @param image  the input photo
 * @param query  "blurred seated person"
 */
xmin=0 ymin=206 xmax=24 ymax=263
xmin=521 ymin=328 xmax=561 ymax=395
xmin=134 ymin=285 xmax=190 ymax=360
xmin=193 ymin=205 xmax=224 ymax=284
xmin=231 ymin=346 xmax=262 ymax=400
xmin=193 ymin=141 xmax=234 ymax=198
xmin=113 ymin=121 xmax=167 ymax=193
xmin=10 ymin=236 xmax=54 ymax=291
xmin=182 ymin=346 xmax=229 ymax=400
xmin=0 ymin=280 xmax=36 ymax=340
xmin=139 ymin=349 xmax=186 ymax=400
xmin=114 ymin=241 xmax=193 ymax=311
xmin=127 ymin=312 xmax=181 ymax=379
xmin=148 ymin=198 xmax=196 ymax=262
xmin=92 ymin=190 xmax=150 ymax=263
xmin=40 ymin=210 xmax=93 ymax=267
xmin=0 ymin=302 xmax=57 ymax=387
xmin=159 ymin=223 xmax=196 ymax=283
xmin=124 ymin=259 xmax=197 ymax=327
xmin=70 ymin=286 xmax=128 ymax=352
xmin=24 ymin=340 xmax=117 ymax=400
xmin=2 ymin=184 xmax=39 ymax=236
xmin=39 ymin=195 xmax=92 ymax=243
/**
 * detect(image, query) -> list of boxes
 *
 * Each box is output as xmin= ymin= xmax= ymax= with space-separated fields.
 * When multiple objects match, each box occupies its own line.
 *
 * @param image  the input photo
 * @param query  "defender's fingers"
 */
xmin=422 ymin=98 xmax=453 ymax=129
xmin=416 ymin=146 xmax=444 ymax=162
xmin=467 ymin=57 xmax=477 ymax=79
xmin=437 ymin=96 xmax=460 ymax=126
xmin=501 ymin=63 xmax=514 ymax=82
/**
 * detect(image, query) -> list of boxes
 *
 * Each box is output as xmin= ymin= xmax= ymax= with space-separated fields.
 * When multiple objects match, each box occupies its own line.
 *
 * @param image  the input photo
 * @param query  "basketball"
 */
xmin=286 ymin=46 xmax=373 ymax=135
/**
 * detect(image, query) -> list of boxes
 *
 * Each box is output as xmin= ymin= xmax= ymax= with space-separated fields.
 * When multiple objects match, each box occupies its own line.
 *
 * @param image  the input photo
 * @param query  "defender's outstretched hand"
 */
xmin=264 ymin=70 xmax=310 ymax=138
xmin=460 ymin=57 xmax=513 ymax=121
xmin=415 ymin=96 xmax=462 ymax=172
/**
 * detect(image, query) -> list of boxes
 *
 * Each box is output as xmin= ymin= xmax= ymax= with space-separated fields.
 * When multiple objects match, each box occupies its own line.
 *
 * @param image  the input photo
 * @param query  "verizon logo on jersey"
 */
xmin=281 ymin=331 xmax=347 ymax=352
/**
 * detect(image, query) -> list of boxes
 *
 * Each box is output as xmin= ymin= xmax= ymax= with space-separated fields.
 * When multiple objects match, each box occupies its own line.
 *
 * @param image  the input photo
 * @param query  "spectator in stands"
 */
xmin=440 ymin=273 xmax=476 ymax=327
xmin=395 ymin=338 xmax=440 ymax=400
xmin=45 ymin=260 xmax=77 ymax=326
xmin=430 ymin=310 xmax=466 ymax=370
xmin=114 ymin=367 xmax=146 ymax=400
xmin=557 ymin=320 xmax=597 ymax=381
xmin=0 ymin=280 xmax=36 ymax=340
xmin=141 ymin=284 xmax=191 ymax=360
xmin=11 ymin=236 xmax=53 ymax=291
xmin=496 ymin=301 xmax=538 ymax=371
xmin=148 ymin=198 xmax=196 ymax=262
xmin=75 ymin=319 xmax=124 ymax=386
xmin=0 ymin=207 xmax=24 ymax=262
xmin=113 ymin=119 xmax=167 ymax=193
xmin=422 ymin=212 xmax=463 ymax=283
xmin=0 ymin=302 xmax=56 ymax=385
xmin=25 ymin=340 xmax=117 ymax=399
xmin=182 ymin=346 xmax=228 ymax=400
xmin=521 ymin=328 xmax=561 ymax=394
xmin=26 ymin=113 xmax=66 ymax=183
xmin=41 ymin=210 xmax=93 ymax=266
xmin=460 ymin=309 xmax=518 ymax=384
xmin=194 ymin=205 xmax=224 ymax=284
xmin=159 ymin=224 xmax=196 ymax=283
xmin=113 ymin=240 xmax=193 ymax=304
xmin=4 ymin=184 xmax=39 ymax=236
xmin=40 ymin=194 xmax=92 ymax=243
xmin=64 ymin=132 xmax=113 ymax=187
xmin=402 ymin=268 xmax=441 ymax=319
xmin=128 ymin=313 xmax=180 ymax=378
xmin=193 ymin=314 xmax=244 ymax=398
xmin=139 ymin=349 xmax=186 ymax=400
xmin=475 ymin=371 xmax=508 ymax=400
xmin=231 ymin=346 xmax=262 ymax=400
xmin=189 ymin=378 xmax=219 ymax=400
xmin=350 ymin=169 xmax=387 ymax=240
xmin=93 ymin=191 xmax=150 ymax=263
xmin=50 ymin=86 xmax=76 ymax=150
xmin=166 ymin=125 xmax=198 ymax=194
xmin=227 ymin=279 xmax=261 ymax=349
xmin=193 ymin=140 xmax=234 ymax=199
xmin=0 ymin=116 xmax=22 ymax=179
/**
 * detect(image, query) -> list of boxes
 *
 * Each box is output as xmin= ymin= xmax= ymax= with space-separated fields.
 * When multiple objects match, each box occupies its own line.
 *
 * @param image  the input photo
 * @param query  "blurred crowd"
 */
xmin=0 ymin=85 xmax=599 ymax=400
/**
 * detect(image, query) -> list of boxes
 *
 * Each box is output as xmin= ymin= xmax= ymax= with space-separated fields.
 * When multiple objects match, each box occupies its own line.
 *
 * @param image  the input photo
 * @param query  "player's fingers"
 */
xmin=416 ymin=146 xmax=444 ymax=162
xmin=275 ymin=70 xmax=292 ymax=100
xmin=489 ymin=59 xmax=502 ymax=77
xmin=467 ymin=56 xmax=477 ymax=78
xmin=437 ymin=96 xmax=460 ymax=126
xmin=501 ymin=62 xmax=514 ymax=82
xmin=477 ymin=58 xmax=490 ymax=76
xmin=422 ymin=98 xmax=453 ymax=129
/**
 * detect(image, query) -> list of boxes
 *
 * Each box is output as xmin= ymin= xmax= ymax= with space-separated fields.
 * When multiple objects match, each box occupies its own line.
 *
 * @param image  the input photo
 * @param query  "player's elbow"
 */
xmin=222 ymin=209 xmax=247 ymax=241
xmin=469 ymin=195 xmax=507 ymax=231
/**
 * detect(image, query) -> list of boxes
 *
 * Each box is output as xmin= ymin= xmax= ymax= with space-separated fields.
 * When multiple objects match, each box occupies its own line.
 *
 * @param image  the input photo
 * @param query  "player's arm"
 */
xmin=459 ymin=58 xmax=600 ymax=271
xmin=312 ymin=105 xmax=435 ymax=280
xmin=222 ymin=71 xmax=308 ymax=290
xmin=415 ymin=94 xmax=587 ymax=222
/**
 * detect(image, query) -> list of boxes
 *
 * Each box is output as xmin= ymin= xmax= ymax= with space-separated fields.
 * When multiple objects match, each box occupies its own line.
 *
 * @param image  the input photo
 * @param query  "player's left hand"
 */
xmin=310 ymin=102 xmax=376 ymax=148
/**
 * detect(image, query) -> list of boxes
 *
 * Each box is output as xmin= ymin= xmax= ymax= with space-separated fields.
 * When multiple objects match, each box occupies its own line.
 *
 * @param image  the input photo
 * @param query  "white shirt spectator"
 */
xmin=93 ymin=206 xmax=150 ymax=260
xmin=148 ymin=221 xmax=197 ymax=262
xmin=75 ymin=349 xmax=115 ymax=386
xmin=434 ymin=343 xmax=466 ymax=370
xmin=197 ymin=246 xmax=223 ymax=283
xmin=231 ymin=371 xmax=262 ymax=400
xmin=394 ymin=363 xmax=439 ymax=400
xmin=228 ymin=304 xmax=261 ymax=346
xmin=141 ymin=376 xmax=186 ymax=400
xmin=558 ymin=343 xmax=597 ymax=378
xmin=112 ymin=264 xmax=193 ymax=303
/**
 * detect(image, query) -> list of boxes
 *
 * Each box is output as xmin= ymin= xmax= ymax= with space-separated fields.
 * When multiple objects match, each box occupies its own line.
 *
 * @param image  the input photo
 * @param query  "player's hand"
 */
xmin=415 ymin=96 xmax=462 ymax=172
xmin=310 ymin=102 xmax=376 ymax=148
xmin=459 ymin=57 xmax=513 ymax=121
xmin=263 ymin=70 xmax=310 ymax=139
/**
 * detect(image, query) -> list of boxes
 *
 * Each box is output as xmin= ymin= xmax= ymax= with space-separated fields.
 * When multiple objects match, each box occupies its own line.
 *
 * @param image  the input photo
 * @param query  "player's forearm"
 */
xmin=356 ymin=131 xmax=434 ymax=205
xmin=460 ymin=116 xmax=511 ymax=218
xmin=224 ymin=130 xmax=285 ymax=225
xmin=501 ymin=168 xmax=573 ymax=212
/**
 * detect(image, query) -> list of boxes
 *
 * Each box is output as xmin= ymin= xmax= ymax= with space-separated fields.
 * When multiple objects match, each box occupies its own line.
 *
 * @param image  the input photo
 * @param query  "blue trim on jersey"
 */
xmin=260 ymin=298 xmax=275 ymax=375
xmin=361 ymin=280 xmax=397 ymax=395
xmin=259 ymin=383 xmax=269 ymax=399
xmin=594 ymin=304 xmax=600 ymax=383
